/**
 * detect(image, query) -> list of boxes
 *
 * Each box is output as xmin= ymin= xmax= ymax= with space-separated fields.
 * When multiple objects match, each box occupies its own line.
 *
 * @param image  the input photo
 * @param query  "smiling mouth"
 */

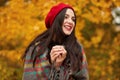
xmin=64 ymin=25 xmax=72 ymax=31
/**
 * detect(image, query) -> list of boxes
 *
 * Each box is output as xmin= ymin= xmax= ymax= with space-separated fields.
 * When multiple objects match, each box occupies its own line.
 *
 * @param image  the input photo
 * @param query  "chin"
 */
xmin=64 ymin=32 xmax=71 ymax=35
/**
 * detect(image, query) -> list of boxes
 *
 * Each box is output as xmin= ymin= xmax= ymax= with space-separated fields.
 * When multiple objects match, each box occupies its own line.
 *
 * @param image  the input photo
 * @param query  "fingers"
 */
xmin=50 ymin=52 xmax=59 ymax=63
xmin=52 ymin=45 xmax=66 ymax=53
xmin=50 ymin=45 xmax=67 ymax=64
xmin=52 ymin=45 xmax=65 ymax=49
xmin=52 ymin=45 xmax=67 ymax=56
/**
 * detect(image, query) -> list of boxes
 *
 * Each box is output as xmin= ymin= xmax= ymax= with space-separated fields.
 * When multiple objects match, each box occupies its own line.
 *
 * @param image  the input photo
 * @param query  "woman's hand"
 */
xmin=50 ymin=45 xmax=67 ymax=68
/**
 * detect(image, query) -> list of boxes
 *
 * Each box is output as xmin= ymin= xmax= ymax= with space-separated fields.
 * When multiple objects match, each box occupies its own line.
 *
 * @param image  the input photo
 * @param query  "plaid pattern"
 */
xmin=22 ymin=45 xmax=89 ymax=80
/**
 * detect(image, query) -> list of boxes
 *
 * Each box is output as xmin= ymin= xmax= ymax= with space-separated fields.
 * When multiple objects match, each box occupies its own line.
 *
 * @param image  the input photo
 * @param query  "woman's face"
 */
xmin=62 ymin=8 xmax=75 ymax=35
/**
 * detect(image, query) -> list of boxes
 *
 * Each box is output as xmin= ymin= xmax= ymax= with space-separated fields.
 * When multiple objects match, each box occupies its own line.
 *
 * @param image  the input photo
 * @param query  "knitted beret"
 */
xmin=45 ymin=3 xmax=74 ymax=28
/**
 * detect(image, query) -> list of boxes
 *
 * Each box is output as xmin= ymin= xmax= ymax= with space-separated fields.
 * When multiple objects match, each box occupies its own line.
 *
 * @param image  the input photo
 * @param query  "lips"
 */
xmin=64 ymin=25 xmax=72 ymax=31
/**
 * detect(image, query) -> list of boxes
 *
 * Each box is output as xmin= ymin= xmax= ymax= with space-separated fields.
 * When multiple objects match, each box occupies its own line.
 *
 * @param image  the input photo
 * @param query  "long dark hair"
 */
xmin=22 ymin=8 xmax=83 ymax=72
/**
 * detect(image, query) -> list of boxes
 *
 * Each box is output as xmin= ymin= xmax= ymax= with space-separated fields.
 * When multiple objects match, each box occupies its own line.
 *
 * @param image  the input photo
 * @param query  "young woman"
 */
xmin=22 ymin=3 xmax=89 ymax=80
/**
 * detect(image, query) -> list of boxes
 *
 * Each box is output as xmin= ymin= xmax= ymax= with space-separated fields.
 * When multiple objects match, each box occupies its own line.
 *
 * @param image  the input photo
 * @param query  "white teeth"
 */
xmin=65 ymin=26 xmax=71 ymax=29
xmin=64 ymin=25 xmax=72 ymax=31
xmin=66 ymin=26 xmax=70 ymax=29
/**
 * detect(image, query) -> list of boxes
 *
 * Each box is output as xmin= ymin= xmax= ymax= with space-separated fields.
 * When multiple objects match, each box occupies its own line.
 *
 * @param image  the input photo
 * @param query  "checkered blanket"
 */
xmin=22 ymin=44 xmax=89 ymax=80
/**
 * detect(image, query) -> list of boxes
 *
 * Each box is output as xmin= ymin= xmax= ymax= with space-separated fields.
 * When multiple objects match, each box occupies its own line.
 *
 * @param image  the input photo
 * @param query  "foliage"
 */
xmin=0 ymin=0 xmax=120 ymax=80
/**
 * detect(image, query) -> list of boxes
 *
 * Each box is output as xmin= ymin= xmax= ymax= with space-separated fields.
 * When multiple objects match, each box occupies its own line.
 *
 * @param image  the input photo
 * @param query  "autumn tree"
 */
xmin=0 ymin=0 xmax=120 ymax=80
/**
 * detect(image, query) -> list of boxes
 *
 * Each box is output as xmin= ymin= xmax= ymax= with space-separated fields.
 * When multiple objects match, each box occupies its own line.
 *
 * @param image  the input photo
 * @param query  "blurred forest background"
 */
xmin=0 ymin=0 xmax=120 ymax=80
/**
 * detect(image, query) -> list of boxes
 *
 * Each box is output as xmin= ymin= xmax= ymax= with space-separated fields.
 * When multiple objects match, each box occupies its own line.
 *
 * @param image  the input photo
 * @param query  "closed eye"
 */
xmin=72 ymin=17 xmax=76 ymax=22
xmin=64 ymin=14 xmax=69 ymax=19
xmin=64 ymin=14 xmax=76 ymax=22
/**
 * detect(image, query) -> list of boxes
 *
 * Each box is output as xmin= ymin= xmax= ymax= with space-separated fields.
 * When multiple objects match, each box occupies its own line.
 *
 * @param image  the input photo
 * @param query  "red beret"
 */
xmin=45 ymin=3 xmax=74 ymax=28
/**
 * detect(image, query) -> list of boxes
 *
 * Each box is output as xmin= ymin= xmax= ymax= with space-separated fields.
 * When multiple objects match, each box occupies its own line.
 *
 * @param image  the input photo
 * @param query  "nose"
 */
xmin=67 ymin=18 xmax=73 ymax=24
